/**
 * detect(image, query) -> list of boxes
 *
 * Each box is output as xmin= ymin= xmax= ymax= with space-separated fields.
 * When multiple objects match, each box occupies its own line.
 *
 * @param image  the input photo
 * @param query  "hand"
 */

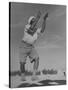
xmin=44 ymin=12 xmax=48 ymax=20
xmin=37 ymin=11 xmax=41 ymax=18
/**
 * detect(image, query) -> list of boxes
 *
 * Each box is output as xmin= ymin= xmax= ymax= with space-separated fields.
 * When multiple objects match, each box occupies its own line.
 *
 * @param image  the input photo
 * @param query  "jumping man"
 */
xmin=19 ymin=11 xmax=48 ymax=81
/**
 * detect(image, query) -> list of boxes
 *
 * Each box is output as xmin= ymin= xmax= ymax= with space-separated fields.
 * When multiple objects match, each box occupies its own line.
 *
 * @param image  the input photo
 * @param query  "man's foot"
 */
xmin=31 ymin=75 xmax=39 ymax=81
xmin=21 ymin=73 xmax=26 ymax=81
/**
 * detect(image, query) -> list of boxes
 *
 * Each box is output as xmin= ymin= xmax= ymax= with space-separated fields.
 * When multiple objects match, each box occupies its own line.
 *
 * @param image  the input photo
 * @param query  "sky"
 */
xmin=10 ymin=2 xmax=66 ymax=71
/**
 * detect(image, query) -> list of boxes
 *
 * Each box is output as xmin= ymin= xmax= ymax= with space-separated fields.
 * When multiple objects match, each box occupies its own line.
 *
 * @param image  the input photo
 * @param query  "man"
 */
xmin=19 ymin=11 xmax=48 ymax=81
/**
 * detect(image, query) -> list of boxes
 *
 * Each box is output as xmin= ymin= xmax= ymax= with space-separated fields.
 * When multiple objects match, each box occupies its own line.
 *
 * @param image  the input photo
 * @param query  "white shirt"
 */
xmin=22 ymin=24 xmax=41 ymax=44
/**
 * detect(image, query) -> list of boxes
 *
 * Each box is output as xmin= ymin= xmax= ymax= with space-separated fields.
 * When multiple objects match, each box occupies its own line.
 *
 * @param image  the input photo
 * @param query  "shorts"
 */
xmin=19 ymin=40 xmax=39 ymax=63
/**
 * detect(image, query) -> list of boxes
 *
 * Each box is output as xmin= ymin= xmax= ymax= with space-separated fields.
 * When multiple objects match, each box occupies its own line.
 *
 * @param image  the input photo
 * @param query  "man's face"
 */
xmin=30 ymin=18 xmax=36 ymax=25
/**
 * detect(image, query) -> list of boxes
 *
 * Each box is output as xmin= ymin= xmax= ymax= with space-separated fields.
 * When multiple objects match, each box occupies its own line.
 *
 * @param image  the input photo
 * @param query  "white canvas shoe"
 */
xmin=31 ymin=75 xmax=39 ymax=81
xmin=21 ymin=73 xmax=26 ymax=81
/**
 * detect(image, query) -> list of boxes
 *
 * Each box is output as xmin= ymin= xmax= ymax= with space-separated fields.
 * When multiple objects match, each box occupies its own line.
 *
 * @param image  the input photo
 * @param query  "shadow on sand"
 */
xmin=17 ymin=80 xmax=66 ymax=88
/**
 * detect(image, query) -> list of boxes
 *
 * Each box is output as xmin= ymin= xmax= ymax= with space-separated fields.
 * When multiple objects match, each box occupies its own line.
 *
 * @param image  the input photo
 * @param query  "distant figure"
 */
xmin=19 ymin=11 xmax=48 ymax=81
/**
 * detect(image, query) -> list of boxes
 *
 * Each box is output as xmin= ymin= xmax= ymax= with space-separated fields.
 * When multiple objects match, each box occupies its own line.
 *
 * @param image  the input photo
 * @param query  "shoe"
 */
xmin=31 ymin=75 xmax=39 ymax=81
xmin=21 ymin=73 xmax=26 ymax=81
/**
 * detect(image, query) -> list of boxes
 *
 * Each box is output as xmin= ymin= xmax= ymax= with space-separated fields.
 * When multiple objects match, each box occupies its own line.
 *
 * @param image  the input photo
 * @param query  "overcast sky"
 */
xmin=10 ymin=2 xmax=66 ymax=71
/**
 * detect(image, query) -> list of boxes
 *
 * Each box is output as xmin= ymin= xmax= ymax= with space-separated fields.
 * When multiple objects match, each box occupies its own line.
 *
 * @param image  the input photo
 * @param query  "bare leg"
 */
xmin=20 ymin=62 xmax=26 ymax=81
xmin=31 ymin=57 xmax=39 ymax=80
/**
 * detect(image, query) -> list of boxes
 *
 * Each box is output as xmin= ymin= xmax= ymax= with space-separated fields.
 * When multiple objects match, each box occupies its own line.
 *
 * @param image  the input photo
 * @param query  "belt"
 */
xmin=22 ymin=40 xmax=33 ymax=46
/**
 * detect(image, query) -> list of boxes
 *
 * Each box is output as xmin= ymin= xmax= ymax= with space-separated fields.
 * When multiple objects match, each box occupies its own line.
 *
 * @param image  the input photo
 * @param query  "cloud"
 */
xmin=11 ymin=22 xmax=24 ymax=28
xmin=36 ymin=33 xmax=65 ymax=49
xmin=47 ymin=6 xmax=66 ymax=21
xmin=36 ymin=41 xmax=60 ymax=49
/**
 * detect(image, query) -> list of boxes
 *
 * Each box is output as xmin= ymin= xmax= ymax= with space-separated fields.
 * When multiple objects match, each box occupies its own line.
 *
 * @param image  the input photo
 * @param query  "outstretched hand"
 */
xmin=36 ymin=11 xmax=41 ymax=18
xmin=44 ymin=12 xmax=48 ymax=20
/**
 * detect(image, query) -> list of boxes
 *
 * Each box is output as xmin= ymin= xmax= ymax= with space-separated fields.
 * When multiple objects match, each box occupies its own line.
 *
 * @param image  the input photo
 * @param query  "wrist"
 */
xmin=44 ymin=13 xmax=48 ymax=20
xmin=43 ymin=19 xmax=46 ymax=23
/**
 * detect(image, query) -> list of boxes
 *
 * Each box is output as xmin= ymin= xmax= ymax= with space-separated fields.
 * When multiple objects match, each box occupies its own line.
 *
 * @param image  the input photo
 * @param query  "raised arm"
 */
xmin=30 ymin=11 xmax=41 ymax=29
xmin=41 ymin=13 xmax=48 ymax=33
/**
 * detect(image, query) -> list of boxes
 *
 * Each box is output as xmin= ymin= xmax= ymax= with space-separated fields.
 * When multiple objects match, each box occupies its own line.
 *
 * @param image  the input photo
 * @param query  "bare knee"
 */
xmin=20 ymin=62 xmax=26 ymax=73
